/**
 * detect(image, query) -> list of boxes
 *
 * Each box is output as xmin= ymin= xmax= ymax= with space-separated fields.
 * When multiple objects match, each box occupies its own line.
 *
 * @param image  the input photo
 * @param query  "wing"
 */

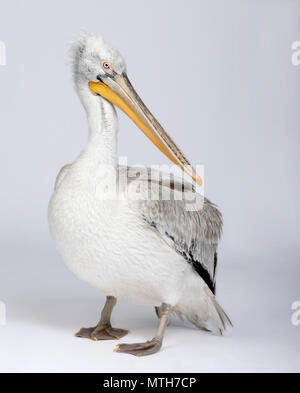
xmin=122 ymin=165 xmax=223 ymax=294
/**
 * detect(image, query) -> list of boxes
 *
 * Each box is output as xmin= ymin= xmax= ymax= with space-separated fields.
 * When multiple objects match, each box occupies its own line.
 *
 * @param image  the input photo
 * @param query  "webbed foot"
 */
xmin=114 ymin=338 xmax=162 ymax=356
xmin=75 ymin=326 xmax=129 ymax=340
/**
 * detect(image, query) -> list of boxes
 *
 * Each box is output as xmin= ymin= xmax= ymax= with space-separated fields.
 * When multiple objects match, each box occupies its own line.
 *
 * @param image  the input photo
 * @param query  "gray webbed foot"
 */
xmin=75 ymin=326 xmax=129 ymax=340
xmin=114 ymin=338 xmax=162 ymax=356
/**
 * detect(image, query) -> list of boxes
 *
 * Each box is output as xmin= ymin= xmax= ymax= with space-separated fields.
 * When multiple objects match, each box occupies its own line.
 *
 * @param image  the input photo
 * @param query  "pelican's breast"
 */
xmin=48 ymin=173 xmax=187 ymax=306
xmin=49 ymin=175 xmax=124 ymax=286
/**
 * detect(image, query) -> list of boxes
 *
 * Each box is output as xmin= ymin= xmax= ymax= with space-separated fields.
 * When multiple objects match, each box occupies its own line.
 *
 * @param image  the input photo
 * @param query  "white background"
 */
xmin=0 ymin=0 xmax=299 ymax=372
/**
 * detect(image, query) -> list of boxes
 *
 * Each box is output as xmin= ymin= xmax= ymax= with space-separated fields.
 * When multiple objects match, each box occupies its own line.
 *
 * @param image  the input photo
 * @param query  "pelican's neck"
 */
xmin=76 ymin=77 xmax=118 ymax=172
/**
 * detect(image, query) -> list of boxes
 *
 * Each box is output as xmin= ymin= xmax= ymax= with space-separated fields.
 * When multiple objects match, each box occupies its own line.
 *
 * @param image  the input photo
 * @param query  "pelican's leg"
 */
xmin=115 ymin=303 xmax=171 ymax=356
xmin=155 ymin=305 xmax=171 ymax=326
xmin=75 ymin=296 xmax=129 ymax=341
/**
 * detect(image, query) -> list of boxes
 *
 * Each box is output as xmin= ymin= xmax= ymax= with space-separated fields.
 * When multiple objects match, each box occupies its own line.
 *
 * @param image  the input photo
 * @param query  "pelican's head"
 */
xmin=71 ymin=33 xmax=202 ymax=186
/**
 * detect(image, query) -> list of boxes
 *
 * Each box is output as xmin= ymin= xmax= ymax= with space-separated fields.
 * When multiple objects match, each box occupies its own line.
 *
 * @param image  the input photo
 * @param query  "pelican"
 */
xmin=48 ymin=33 xmax=232 ymax=356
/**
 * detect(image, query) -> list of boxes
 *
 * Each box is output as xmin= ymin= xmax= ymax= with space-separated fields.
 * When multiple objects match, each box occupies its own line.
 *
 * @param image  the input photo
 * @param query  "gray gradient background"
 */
xmin=0 ymin=0 xmax=299 ymax=372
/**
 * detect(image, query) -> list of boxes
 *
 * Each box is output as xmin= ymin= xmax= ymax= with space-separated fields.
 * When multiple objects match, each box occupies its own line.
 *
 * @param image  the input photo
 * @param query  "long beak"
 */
xmin=89 ymin=73 xmax=202 ymax=186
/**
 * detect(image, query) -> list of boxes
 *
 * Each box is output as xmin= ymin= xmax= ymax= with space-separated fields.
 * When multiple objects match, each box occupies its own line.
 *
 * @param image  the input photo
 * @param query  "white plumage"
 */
xmin=48 ymin=33 xmax=231 ymax=356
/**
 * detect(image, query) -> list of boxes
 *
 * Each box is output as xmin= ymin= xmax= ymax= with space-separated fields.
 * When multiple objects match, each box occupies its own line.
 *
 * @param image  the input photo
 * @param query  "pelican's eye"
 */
xmin=102 ymin=61 xmax=113 ymax=72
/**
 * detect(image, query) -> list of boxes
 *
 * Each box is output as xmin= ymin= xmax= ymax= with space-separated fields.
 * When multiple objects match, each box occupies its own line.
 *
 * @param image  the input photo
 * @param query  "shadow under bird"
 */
xmin=48 ymin=34 xmax=232 ymax=356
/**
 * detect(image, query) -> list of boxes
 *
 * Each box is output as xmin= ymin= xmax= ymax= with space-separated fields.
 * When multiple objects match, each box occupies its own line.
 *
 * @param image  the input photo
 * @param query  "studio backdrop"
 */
xmin=0 ymin=0 xmax=299 ymax=372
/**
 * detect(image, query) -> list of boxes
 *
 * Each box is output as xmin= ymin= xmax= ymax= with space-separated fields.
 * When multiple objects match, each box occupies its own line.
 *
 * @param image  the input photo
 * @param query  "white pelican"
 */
xmin=48 ymin=34 xmax=232 ymax=356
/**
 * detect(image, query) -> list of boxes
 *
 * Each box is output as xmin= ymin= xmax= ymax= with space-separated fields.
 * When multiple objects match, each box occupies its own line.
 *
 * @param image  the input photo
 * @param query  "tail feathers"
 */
xmin=211 ymin=292 xmax=233 ymax=331
xmin=174 ymin=286 xmax=232 ymax=335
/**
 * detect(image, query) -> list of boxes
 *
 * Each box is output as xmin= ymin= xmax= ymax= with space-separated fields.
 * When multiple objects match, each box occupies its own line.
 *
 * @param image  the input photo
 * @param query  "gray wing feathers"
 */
xmin=124 ymin=166 xmax=223 ymax=284
xmin=138 ymin=198 xmax=222 ymax=275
